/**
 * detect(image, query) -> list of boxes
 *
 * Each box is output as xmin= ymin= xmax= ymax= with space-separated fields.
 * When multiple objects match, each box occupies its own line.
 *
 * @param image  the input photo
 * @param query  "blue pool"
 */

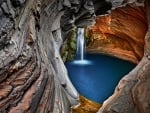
xmin=65 ymin=53 xmax=136 ymax=103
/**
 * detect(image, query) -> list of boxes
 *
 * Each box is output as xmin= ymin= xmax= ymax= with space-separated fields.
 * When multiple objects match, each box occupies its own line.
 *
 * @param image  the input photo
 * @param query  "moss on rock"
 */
xmin=61 ymin=27 xmax=92 ymax=62
xmin=61 ymin=29 xmax=77 ymax=62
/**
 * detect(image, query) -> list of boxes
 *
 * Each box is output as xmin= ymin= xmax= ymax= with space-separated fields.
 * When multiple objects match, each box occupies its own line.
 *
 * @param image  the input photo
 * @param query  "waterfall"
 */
xmin=76 ymin=28 xmax=85 ymax=60
xmin=71 ymin=28 xmax=92 ymax=65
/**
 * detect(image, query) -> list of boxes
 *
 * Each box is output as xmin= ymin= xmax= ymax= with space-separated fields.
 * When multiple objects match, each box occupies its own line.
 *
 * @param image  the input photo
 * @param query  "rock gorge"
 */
xmin=0 ymin=0 xmax=150 ymax=113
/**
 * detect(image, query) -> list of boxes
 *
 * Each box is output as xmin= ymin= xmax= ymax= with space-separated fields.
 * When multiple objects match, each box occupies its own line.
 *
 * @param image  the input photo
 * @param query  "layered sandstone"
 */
xmin=97 ymin=1 xmax=150 ymax=113
xmin=86 ymin=4 xmax=147 ymax=63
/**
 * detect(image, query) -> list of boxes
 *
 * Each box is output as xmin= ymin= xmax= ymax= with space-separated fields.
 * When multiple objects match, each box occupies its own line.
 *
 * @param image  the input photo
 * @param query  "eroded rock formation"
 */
xmin=97 ymin=1 xmax=150 ymax=113
xmin=0 ymin=0 xmax=150 ymax=113
xmin=0 ymin=0 xmax=110 ymax=112
xmin=0 ymin=0 xmax=79 ymax=112
xmin=86 ymin=4 xmax=147 ymax=64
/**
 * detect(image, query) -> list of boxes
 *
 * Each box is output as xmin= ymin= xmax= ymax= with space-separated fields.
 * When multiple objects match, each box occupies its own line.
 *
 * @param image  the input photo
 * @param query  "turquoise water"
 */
xmin=65 ymin=53 xmax=136 ymax=103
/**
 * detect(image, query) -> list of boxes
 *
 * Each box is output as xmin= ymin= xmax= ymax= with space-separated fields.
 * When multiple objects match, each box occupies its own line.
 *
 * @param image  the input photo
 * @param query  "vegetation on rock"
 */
xmin=61 ymin=29 xmax=77 ymax=62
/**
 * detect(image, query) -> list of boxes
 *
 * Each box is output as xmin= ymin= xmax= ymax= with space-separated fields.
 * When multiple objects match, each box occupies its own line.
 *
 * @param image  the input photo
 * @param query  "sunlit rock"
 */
xmin=86 ymin=4 xmax=147 ymax=63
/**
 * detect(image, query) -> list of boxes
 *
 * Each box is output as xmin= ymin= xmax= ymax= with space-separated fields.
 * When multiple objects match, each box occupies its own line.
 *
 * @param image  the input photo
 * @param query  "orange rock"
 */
xmin=86 ymin=4 xmax=147 ymax=64
xmin=0 ymin=85 xmax=12 ymax=100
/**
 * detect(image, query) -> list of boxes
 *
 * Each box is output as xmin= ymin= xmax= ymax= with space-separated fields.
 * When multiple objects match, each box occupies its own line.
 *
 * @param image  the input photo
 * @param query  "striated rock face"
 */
xmin=0 ymin=0 xmax=80 ymax=112
xmin=86 ymin=4 xmax=147 ymax=64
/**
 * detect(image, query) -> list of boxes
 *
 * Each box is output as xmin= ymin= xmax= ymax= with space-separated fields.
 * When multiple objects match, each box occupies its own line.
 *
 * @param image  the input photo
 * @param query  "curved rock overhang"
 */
xmin=86 ymin=4 xmax=147 ymax=64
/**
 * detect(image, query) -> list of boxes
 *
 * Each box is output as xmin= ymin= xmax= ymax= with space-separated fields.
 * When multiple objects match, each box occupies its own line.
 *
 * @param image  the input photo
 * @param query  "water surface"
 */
xmin=65 ymin=53 xmax=136 ymax=103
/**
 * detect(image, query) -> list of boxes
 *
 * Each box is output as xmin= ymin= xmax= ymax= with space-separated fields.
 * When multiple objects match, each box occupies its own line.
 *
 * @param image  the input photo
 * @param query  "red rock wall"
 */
xmin=97 ymin=1 xmax=150 ymax=113
xmin=86 ymin=4 xmax=147 ymax=63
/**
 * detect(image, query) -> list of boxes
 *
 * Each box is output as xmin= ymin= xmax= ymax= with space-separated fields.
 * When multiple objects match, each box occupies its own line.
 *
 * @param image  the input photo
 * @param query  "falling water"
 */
xmin=72 ymin=28 xmax=92 ymax=65
xmin=76 ymin=28 xmax=85 ymax=60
